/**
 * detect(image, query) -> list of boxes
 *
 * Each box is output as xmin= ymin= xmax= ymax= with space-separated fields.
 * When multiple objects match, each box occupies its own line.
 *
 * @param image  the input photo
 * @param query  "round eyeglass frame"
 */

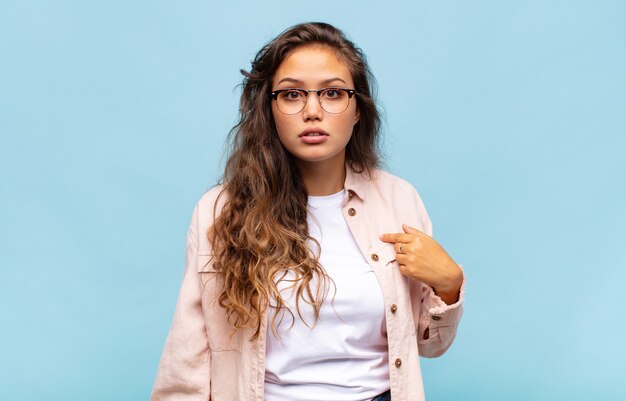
xmin=270 ymin=87 xmax=357 ymax=115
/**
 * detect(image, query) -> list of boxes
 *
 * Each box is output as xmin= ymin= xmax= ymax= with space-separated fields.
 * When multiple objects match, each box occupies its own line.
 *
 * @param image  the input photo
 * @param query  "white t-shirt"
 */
xmin=264 ymin=189 xmax=390 ymax=401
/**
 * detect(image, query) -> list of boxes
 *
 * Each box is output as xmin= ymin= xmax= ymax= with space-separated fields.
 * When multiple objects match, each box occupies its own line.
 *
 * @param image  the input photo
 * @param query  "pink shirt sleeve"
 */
xmin=151 ymin=205 xmax=212 ymax=400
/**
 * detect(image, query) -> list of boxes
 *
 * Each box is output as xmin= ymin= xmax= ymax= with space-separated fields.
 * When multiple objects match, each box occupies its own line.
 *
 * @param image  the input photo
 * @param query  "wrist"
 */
xmin=432 ymin=268 xmax=463 ymax=305
xmin=432 ymin=286 xmax=460 ymax=305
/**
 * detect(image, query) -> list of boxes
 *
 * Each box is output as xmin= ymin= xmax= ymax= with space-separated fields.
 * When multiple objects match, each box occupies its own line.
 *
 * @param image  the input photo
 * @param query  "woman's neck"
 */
xmin=297 ymin=157 xmax=346 ymax=196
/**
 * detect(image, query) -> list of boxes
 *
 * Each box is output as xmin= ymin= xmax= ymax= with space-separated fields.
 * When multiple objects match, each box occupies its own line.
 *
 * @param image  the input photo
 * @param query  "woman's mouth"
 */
xmin=299 ymin=129 xmax=329 ymax=144
xmin=300 ymin=128 xmax=328 ymax=145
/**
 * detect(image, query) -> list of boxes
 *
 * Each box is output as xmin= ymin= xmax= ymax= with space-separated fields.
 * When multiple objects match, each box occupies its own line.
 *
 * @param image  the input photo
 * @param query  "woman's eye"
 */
xmin=323 ymin=89 xmax=342 ymax=99
xmin=282 ymin=90 xmax=302 ymax=101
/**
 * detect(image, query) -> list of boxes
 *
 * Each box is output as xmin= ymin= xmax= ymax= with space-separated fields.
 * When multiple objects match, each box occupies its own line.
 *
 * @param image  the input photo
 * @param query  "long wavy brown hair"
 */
xmin=209 ymin=22 xmax=382 ymax=340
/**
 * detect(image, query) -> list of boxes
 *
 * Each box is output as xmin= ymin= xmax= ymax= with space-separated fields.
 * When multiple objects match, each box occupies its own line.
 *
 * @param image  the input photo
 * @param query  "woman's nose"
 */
xmin=301 ymin=92 xmax=324 ymax=121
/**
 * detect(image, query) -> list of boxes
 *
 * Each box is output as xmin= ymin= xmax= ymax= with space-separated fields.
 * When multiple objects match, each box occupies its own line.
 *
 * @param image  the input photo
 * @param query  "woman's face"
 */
xmin=271 ymin=44 xmax=360 ymax=168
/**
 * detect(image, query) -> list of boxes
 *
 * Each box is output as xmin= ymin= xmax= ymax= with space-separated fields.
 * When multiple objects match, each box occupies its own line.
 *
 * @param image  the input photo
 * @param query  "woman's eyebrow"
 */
xmin=275 ymin=77 xmax=348 ymax=86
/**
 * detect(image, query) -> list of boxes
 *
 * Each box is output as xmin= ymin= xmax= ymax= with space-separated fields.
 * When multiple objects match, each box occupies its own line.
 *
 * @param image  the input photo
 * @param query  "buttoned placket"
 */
xmin=342 ymin=185 xmax=405 ymax=398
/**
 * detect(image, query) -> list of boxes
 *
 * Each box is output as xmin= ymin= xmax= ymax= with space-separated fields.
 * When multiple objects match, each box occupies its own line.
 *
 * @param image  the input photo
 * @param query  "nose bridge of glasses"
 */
xmin=301 ymin=89 xmax=325 ymax=110
xmin=301 ymin=89 xmax=324 ymax=102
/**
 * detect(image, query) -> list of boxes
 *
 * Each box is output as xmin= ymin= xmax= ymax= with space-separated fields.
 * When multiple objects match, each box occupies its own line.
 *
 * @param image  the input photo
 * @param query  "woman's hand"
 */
xmin=380 ymin=224 xmax=463 ymax=305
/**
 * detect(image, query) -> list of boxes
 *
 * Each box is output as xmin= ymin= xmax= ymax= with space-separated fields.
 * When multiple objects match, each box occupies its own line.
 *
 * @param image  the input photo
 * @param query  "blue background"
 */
xmin=1 ymin=1 xmax=625 ymax=400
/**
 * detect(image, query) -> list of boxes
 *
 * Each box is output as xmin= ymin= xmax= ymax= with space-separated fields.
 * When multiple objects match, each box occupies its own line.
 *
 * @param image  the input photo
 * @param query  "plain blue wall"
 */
xmin=1 ymin=1 xmax=625 ymax=400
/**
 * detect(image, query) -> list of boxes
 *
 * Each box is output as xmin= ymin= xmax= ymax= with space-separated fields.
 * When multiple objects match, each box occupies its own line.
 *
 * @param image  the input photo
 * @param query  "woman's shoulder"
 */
xmin=196 ymin=184 xmax=227 ymax=209
xmin=189 ymin=184 xmax=226 ymax=227
xmin=371 ymin=168 xmax=417 ymax=189
xmin=353 ymin=167 xmax=422 ymax=198
xmin=368 ymin=168 xmax=433 ymax=233
xmin=187 ymin=184 xmax=227 ymax=252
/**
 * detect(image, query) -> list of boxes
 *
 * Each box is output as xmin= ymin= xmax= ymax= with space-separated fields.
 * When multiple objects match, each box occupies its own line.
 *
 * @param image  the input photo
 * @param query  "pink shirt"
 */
xmin=151 ymin=167 xmax=465 ymax=401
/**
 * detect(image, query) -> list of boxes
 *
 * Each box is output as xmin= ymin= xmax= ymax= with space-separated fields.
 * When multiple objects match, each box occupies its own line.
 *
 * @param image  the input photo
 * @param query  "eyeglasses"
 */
xmin=270 ymin=87 xmax=357 ymax=115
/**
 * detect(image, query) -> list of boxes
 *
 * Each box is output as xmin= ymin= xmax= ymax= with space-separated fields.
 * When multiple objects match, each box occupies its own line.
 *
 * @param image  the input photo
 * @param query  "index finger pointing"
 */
xmin=379 ymin=233 xmax=413 ymax=243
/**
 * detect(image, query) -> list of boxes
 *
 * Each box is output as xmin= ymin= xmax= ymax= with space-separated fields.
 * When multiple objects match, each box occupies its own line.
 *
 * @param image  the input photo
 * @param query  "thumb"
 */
xmin=402 ymin=223 xmax=420 ymax=234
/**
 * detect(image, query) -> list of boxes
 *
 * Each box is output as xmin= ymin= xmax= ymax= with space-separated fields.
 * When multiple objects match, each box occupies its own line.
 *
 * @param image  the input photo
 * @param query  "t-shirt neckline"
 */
xmin=307 ymin=188 xmax=345 ymax=208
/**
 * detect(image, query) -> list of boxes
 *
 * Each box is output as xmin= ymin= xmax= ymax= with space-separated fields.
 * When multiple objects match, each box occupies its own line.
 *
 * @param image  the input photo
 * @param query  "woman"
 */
xmin=152 ymin=22 xmax=465 ymax=401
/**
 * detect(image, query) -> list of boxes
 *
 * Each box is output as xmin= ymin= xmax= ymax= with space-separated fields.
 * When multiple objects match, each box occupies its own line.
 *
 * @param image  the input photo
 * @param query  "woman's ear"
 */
xmin=354 ymin=106 xmax=360 ymax=125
